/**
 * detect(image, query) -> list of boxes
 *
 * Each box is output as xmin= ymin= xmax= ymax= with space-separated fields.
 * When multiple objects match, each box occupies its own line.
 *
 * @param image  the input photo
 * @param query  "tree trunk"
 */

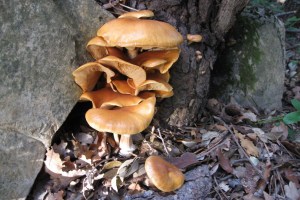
xmin=128 ymin=0 xmax=249 ymax=127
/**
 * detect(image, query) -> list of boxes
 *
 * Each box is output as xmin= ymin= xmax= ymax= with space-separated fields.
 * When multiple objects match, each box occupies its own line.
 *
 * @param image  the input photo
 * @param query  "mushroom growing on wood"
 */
xmin=95 ymin=10 xmax=183 ymax=59
xmin=72 ymin=62 xmax=115 ymax=92
xmin=145 ymin=156 xmax=185 ymax=192
xmin=86 ymin=37 xmax=128 ymax=60
xmin=131 ymin=49 xmax=180 ymax=74
xmin=187 ymin=34 xmax=203 ymax=44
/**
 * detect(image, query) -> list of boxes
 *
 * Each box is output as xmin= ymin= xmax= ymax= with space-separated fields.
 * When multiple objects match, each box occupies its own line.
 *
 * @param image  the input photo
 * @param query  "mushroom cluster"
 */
xmin=72 ymin=10 xmax=183 ymax=156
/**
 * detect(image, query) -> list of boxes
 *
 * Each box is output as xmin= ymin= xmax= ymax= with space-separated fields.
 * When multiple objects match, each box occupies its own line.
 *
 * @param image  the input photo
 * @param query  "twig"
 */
xmin=213 ymin=176 xmax=229 ymax=200
xmin=195 ymin=137 xmax=229 ymax=159
xmin=157 ymin=128 xmax=170 ymax=157
xmin=214 ymin=116 xmax=264 ymax=178
xmin=275 ymin=169 xmax=286 ymax=198
xmin=275 ymin=10 xmax=297 ymax=17
xmin=119 ymin=3 xmax=139 ymax=11
xmin=287 ymin=43 xmax=300 ymax=50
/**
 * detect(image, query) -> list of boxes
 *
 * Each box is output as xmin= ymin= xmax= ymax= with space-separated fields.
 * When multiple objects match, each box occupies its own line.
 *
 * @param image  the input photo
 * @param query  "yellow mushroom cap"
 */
xmin=132 ymin=49 xmax=180 ymax=74
xmin=98 ymin=56 xmax=146 ymax=87
xmin=187 ymin=34 xmax=203 ymax=43
xmin=97 ymin=17 xmax=183 ymax=49
xmin=86 ymin=37 xmax=128 ymax=60
xmin=145 ymin=156 xmax=185 ymax=192
xmin=118 ymin=10 xmax=154 ymax=19
xmin=85 ymin=96 xmax=156 ymax=135
xmin=72 ymin=62 xmax=115 ymax=92
xmin=80 ymin=87 xmax=142 ymax=108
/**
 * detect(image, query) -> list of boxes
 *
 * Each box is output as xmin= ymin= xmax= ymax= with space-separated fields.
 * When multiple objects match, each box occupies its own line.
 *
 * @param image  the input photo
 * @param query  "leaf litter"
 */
xmin=29 ymin=95 xmax=300 ymax=200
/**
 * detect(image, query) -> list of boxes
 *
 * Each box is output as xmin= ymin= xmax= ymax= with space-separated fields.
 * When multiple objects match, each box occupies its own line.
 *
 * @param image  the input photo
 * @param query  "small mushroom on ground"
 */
xmin=145 ymin=156 xmax=185 ymax=192
xmin=187 ymin=34 xmax=203 ymax=44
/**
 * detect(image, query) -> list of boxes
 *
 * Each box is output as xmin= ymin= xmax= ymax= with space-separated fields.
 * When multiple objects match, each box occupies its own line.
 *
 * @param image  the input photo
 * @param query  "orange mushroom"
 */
xmin=96 ymin=10 xmax=183 ymax=59
xmin=72 ymin=62 xmax=115 ymax=92
xmin=97 ymin=56 xmax=146 ymax=87
xmin=131 ymin=49 xmax=180 ymax=74
xmin=145 ymin=156 xmax=185 ymax=192
xmin=81 ymin=88 xmax=156 ymax=156
xmin=86 ymin=37 xmax=128 ymax=60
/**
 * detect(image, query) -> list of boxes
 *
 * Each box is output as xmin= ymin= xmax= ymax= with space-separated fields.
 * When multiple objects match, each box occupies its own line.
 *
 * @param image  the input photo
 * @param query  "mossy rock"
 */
xmin=211 ymin=12 xmax=285 ymax=111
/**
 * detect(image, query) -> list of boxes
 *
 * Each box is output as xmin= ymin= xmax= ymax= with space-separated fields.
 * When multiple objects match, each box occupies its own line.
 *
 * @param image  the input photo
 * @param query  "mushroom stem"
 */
xmin=126 ymin=48 xmax=138 ymax=59
xmin=119 ymin=134 xmax=136 ymax=157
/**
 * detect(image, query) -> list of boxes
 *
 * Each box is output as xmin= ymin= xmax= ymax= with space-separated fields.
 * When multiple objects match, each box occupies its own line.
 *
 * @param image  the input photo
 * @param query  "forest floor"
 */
xmin=28 ymin=1 xmax=300 ymax=200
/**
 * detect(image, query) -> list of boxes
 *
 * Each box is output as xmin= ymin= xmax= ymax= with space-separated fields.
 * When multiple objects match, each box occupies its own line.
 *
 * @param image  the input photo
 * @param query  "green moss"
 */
xmin=211 ymin=15 xmax=264 ymax=97
xmin=236 ymin=16 xmax=263 ymax=93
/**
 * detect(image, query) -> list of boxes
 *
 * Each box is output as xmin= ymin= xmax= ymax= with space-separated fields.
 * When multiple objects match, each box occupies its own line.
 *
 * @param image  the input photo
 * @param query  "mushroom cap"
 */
xmin=86 ymin=37 xmax=127 ymax=60
xmin=98 ymin=56 xmax=146 ymax=87
xmin=85 ymin=96 xmax=156 ymax=135
xmin=127 ymin=71 xmax=173 ymax=95
xmin=132 ymin=49 xmax=180 ymax=73
xmin=111 ymin=80 xmax=135 ymax=95
xmin=118 ymin=10 xmax=154 ymax=19
xmin=80 ymin=87 xmax=142 ymax=108
xmin=145 ymin=156 xmax=185 ymax=192
xmin=97 ymin=17 xmax=183 ymax=49
xmin=187 ymin=34 xmax=203 ymax=43
xmin=72 ymin=62 xmax=115 ymax=92
xmin=111 ymin=71 xmax=172 ymax=96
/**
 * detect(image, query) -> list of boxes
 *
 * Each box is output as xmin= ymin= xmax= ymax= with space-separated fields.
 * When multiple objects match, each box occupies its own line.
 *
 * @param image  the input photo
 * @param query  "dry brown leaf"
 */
xmin=216 ymin=148 xmax=233 ymax=173
xmin=270 ymin=122 xmax=288 ymax=141
xmin=167 ymin=152 xmax=198 ymax=169
xmin=128 ymin=183 xmax=143 ymax=195
xmin=284 ymin=168 xmax=300 ymax=188
xmin=233 ymin=164 xmax=260 ymax=194
xmin=44 ymin=148 xmax=85 ymax=179
xmin=235 ymin=131 xmax=259 ymax=157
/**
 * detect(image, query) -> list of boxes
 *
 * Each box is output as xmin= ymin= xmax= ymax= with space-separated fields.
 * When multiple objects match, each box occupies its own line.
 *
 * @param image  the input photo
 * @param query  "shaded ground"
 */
xmin=28 ymin=1 xmax=300 ymax=199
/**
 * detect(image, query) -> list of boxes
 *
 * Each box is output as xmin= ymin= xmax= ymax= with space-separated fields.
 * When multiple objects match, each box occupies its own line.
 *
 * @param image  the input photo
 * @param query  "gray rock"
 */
xmin=124 ymin=165 xmax=212 ymax=200
xmin=211 ymin=13 xmax=285 ymax=111
xmin=0 ymin=0 xmax=113 ymax=199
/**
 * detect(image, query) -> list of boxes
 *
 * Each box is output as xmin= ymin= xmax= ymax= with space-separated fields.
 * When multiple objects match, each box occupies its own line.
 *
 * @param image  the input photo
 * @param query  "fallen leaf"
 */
xmin=235 ymin=131 xmax=259 ymax=157
xmin=128 ymin=182 xmax=143 ymax=195
xmin=219 ymin=181 xmax=230 ymax=192
xmin=103 ymin=160 xmax=122 ymax=170
xmin=167 ymin=152 xmax=198 ymax=169
xmin=74 ymin=132 xmax=94 ymax=144
xmin=233 ymin=164 xmax=260 ymax=194
xmin=201 ymin=131 xmax=220 ymax=146
xmin=44 ymin=148 xmax=85 ymax=186
xmin=240 ymin=111 xmax=257 ymax=122
xmin=111 ymin=175 xmax=122 ymax=192
xmin=284 ymin=181 xmax=300 ymax=200
xmin=117 ymin=158 xmax=139 ymax=178
xmin=216 ymin=148 xmax=233 ymax=173
xmin=284 ymin=168 xmax=300 ymax=188
xmin=270 ymin=122 xmax=288 ymax=140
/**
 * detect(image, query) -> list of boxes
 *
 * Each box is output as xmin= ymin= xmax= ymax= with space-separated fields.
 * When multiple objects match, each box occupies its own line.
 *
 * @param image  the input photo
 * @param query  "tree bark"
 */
xmin=128 ymin=0 xmax=249 ymax=127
